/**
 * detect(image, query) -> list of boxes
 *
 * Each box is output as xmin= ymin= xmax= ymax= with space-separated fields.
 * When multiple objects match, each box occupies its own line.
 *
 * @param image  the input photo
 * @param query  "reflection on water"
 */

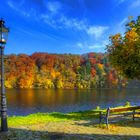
xmin=6 ymin=88 xmax=140 ymax=116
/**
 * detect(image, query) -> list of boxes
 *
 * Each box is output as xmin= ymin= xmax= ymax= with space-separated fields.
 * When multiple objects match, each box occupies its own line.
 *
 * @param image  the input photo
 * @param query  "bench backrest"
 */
xmin=109 ymin=106 xmax=140 ymax=113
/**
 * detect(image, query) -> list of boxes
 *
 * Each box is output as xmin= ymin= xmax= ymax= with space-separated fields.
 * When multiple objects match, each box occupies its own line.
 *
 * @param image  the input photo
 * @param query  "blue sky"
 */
xmin=1 ymin=0 xmax=140 ymax=54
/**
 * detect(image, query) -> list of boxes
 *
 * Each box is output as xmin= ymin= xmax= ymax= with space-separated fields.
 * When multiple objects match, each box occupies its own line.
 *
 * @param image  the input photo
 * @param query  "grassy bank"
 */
xmin=1 ymin=106 xmax=140 ymax=140
xmin=8 ymin=109 xmax=101 ymax=127
xmin=8 ymin=104 xmax=131 ymax=127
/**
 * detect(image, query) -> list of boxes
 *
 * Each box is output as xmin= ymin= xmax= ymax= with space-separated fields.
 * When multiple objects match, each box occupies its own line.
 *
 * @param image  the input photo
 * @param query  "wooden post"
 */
xmin=106 ymin=107 xmax=110 ymax=128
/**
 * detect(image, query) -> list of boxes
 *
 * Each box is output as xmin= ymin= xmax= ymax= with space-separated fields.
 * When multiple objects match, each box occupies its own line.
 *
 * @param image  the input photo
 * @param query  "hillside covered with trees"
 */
xmin=3 ymin=52 xmax=128 ymax=89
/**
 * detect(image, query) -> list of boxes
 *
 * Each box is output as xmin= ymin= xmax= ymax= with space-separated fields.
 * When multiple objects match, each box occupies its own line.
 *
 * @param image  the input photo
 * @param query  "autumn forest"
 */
xmin=4 ymin=52 xmax=127 ymax=89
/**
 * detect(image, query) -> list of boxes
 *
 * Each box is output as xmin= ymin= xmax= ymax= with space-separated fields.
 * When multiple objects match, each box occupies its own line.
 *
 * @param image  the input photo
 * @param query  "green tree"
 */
xmin=107 ymin=16 xmax=140 ymax=80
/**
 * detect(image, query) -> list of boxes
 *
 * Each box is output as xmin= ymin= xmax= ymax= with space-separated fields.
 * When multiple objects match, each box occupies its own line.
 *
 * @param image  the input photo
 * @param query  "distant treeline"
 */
xmin=3 ymin=52 xmax=127 ymax=89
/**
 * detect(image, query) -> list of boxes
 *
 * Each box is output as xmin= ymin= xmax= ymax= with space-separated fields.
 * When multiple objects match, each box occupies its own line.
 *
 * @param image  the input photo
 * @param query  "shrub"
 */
xmin=96 ymin=106 xmax=100 ymax=110
xmin=124 ymin=101 xmax=131 ymax=107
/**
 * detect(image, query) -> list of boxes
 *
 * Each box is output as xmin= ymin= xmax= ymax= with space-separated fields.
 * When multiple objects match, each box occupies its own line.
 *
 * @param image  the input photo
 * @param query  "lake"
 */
xmin=5 ymin=88 xmax=140 ymax=116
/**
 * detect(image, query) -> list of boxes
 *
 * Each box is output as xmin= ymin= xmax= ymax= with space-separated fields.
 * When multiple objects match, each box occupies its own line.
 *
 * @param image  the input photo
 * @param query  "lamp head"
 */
xmin=0 ymin=19 xmax=9 ymax=46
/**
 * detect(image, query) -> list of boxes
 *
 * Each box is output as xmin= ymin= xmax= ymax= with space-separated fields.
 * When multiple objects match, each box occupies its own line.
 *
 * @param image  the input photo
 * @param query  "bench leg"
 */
xmin=106 ymin=117 xmax=109 ymax=129
xmin=133 ymin=110 xmax=135 ymax=121
xmin=99 ymin=112 xmax=102 ymax=124
xmin=106 ymin=108 xmax=110 ymax=128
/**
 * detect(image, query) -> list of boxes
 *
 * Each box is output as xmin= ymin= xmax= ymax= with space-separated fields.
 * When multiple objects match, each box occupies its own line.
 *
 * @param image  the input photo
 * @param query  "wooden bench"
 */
xmin=99 ymin=106 xmax=140 ymax=128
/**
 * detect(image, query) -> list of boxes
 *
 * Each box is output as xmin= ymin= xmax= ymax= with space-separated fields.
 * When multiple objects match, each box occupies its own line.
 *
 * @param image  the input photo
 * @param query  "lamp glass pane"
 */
xmin=0 ymin=27 xmax=9 ymax=44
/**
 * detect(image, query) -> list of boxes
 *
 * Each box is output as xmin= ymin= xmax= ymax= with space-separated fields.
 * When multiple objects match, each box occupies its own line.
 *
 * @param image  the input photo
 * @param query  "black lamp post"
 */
xmin=0 ymin=19 xmax=9 ymax=132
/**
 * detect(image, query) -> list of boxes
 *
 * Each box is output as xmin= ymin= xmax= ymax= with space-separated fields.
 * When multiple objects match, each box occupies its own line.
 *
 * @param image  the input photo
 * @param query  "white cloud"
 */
xmin=88 ymin=44 xmax=101 ymax=49
xmin=130 ymin=0 xmax=140 ymax=8
xmin=86 ymin=26 xmax=109 ymax=39
xmin=119 ymin=0 xmax=125 ymax=3
xmin=118 ymin=0 xmax=126 ymax=5
xmin=77 ymin=42 xmax=83 ymax=48
xmin=102 ymin=40 xmax=109 ymax=46
xmin=41 ymin=13 xmax=109 ymax=40
xmin=114 ymin=0 xmax=126 ymax=7
xmin=46 ymin=1 xmax=61 ymax=13
xmin=88 ymin=39 xmax=109 ymax=50
xmin=58 ymin=16 xmax=87 ymax=30
xmin=119 ymin=18 xmax=128 ymax=26
xmin=7 ymin=0 xmax=30 ymax=17
xmin=7 ymin=0 xmax=18 ymax=11
xmin=41 ymin=14 xmax=87 ymax=31
xmin=76 ymin=39 xmax=109 ymax=51
xmin=41 ymin=14 xmax=56 ymax=27
xmin=111 ymin=17 xmax=128 ymax=36
xmin=7 ymin=0 xmax=109 ymax=41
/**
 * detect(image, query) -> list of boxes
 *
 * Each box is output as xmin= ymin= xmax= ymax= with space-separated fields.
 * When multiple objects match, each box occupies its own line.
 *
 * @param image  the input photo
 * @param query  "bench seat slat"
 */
xmin=110 ymin=106 xmax=140 ymax=113
xmin=99 ymin=106 xmax=140 ymax=128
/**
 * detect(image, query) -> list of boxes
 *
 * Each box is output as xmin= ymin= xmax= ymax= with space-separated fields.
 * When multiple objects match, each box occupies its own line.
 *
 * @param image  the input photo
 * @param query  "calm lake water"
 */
xmin=5 ymin=89 xmax=140 ymax=116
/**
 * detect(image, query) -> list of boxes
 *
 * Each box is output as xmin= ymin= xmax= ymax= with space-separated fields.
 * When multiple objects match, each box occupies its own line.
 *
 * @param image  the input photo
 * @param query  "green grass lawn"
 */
xmin=0 ymin=105 xmax=140 ymax=140
xmin=8 ymin=109 xmax=101 ymax=127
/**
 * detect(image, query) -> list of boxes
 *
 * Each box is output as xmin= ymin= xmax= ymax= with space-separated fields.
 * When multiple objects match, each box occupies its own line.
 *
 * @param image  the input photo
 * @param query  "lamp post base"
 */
xmin=1 ymin=116 xmax=8 ymax=132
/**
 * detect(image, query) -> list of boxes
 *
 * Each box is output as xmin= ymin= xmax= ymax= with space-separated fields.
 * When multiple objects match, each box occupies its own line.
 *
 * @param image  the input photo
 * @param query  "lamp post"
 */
xmin=0 ymin=19 xmax=9 ymax=132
